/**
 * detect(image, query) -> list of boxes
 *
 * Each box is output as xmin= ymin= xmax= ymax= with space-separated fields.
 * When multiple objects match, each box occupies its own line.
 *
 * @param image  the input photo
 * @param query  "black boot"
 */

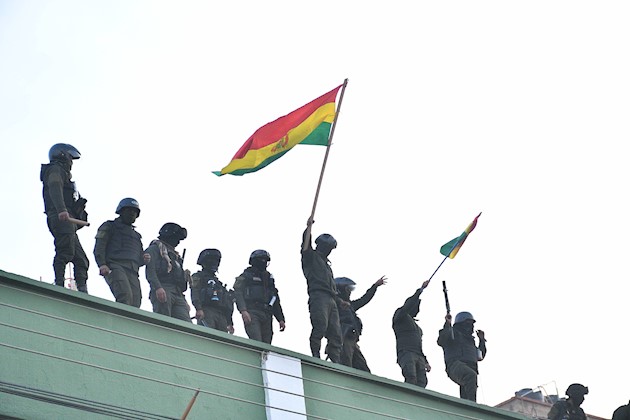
xmin=76 ymin=281 xmax=88 ymax=293
xmin=53 ymin=264 xmax=66 ymax=287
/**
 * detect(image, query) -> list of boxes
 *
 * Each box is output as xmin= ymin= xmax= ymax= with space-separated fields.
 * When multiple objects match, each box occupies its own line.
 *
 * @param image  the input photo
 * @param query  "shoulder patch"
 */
xmin=95 ymin=221 xmax=114 ymax=239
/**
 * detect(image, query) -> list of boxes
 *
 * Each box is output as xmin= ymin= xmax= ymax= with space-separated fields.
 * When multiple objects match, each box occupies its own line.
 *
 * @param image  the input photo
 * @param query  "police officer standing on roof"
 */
xmin=301 ymin=219 xmax=343 ymax=363
xmin=40 ymin=143 xmax=89 ymax=292
xmin=336 ymin=275 xmax=387 ymax=372
xmin=612 ymin=399 xmax=630 ymax=420
xmin=437 ymin=310 xmax=487 ymax=401
xmin=233 ymin=250 xmax=285 ymax=344
xmin=393 ymin=280 xmax=431 ymax=387
xmin=94 ymin=198 xmax=147 ymax=307
xmin=144 ymin=223 xmax=191 ymax=322
xmin=191 ymin=249 xmax=235 ymax=334
xmin=548 ymin=383 xmax=589 ymax=420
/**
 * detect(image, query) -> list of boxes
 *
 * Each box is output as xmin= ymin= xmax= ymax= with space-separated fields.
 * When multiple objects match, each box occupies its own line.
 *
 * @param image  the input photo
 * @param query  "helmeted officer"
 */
xmin=548 ymin=383 xmax=589 ymax=420
xmin=40 ymin=143 xmax=89 ymax=292
xmin=301 ymin=219 xmax=342 ymax=363
xmin=144 ymin=222 xmax=191 ymax=322
xmin=437 ymin=310 xmax=487 ymax=401
xmin=191 ymin=249 xmax=235 ymax=334
xmin=94 ymin=198 xmax=146 ymax=307
xmin=393 ymin=280 xmax=431 ymax=387
xmin=233 ymin=249 xmax=285 ymax=344
xmin=336 ymin=275 xmax=386 ymax=372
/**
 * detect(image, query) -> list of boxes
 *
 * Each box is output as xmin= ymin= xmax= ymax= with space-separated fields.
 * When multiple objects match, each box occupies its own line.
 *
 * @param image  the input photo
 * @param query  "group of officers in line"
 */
xmin=40 ymin=142 xmax=629 ymax=418
xmin=41 ymin=142 xmax=492 ymax=403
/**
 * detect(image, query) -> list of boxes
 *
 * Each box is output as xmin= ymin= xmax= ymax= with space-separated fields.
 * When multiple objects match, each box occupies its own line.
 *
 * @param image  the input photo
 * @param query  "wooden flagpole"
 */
xmin=302 ymin=78 xmax=349 ymax=251
xmin=181 ymin=389 xmax=200 ymax=420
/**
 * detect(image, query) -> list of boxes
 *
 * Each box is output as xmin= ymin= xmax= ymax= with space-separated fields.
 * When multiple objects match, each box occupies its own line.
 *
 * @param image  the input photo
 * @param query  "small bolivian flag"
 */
xmin=213 ymin=84 xmax=343 ymax=176
xmin=440 ymin=213 xmax=482 ymax=259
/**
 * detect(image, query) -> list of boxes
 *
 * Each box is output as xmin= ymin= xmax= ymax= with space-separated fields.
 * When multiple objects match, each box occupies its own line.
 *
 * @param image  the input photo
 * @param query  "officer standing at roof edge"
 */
xmin=94 ymin=198 xmax=149 ymax=307
xmin=191 ymin=248 xmax=235 ymax=334
xmin=612 ymin=399 xmax=630 ymax=420
xmin=393 ymin=280 xmax=431 ymax=387
xmin=301 ymin=218 xmax=344 ymax=363
xmin=548 ymin=383 xmax=589 ymax=420
xmin=144 ymin=223 xmax=192 ymax=322
xmin=335 ymin=275 xmax=387 ymax=372
xmin=40 ymin=143 xmax=89 ymax=292
xmin=233 ymin=249 xmax=285 ymax=344
xmin=437 ymin=310 xmax=487 ymax=402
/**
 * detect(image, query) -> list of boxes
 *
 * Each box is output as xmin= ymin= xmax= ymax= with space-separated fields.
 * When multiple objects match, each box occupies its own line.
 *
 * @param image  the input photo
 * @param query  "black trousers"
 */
xmin=47 ymin=215 xmax=89 ymax=289
xmin=446 ymin=360 xmax=478 ymax=401
xmin=308 ymin=292 xmax=341 ymax=362
xmin=105 ymin=262 xmax=141 ymax=307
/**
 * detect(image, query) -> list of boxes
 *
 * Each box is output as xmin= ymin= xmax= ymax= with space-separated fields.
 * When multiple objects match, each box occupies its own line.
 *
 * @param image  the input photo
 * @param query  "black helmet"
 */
xmin=115 ymin=198 xmax=140 ymax=216
xmin=158 ymin=222 xmax=187 ymax=240
xmin=197 ymin=248 xmax=221 ymax=265
xmin=335 ymin=277 xmax=356 ymax=287
xmin=566 ymin=383 xmax=589 ymax=398
xmin=315 ymin=233 xmax=337 ymax=249
xmin=49 ymin=143 xmax=81 ymax=162
xmin=249 ymin=249 xmax=271 ymax=265
xmin=454 ymin=311 xmax=475 ymax=324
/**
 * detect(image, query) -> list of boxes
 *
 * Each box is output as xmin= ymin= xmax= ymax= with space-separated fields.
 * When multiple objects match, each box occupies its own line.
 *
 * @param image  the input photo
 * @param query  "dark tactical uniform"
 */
xmin=94 ymin=217 xmax=144 ymax=307
xmin=191 ymin=270 xmax=234 ymax=333
xmin=612 ymin=401 xmax=630 ymax=420
xmin=144 ymin=239 xmax=191 ymax=322
xmin=548 ymin=400 xmax=586 ymax=420
xmin=548 ymin=384 xmax=588 ymax=420
xmin=437 ymin=313 xmax=487 ymax=402
xmin=338 ymin=282 xmax=379 ymax=372
xmin=301 ymin=228 xmax=342 ymax=362
xmin=40 ymin=155 xmax=89 ymax=291
xmin=233 ymin=267 xmax=284 ymax=344
xmin=393 ymin=288 xmax=429 ymax=387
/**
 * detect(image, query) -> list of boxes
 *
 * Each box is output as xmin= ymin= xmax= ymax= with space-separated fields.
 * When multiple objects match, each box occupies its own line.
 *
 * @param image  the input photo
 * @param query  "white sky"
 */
xmin=1 ymin=1 xmax=629 ymax=417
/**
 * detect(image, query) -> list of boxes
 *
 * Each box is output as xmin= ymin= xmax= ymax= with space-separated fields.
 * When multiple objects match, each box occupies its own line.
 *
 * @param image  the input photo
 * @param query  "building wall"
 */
xmin=1 ymin=269 xmax=529 ymax=420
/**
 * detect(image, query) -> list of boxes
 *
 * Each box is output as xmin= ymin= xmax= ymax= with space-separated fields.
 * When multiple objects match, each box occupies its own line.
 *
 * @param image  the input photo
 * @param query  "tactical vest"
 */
xmin=551 ymin=400 xmax=586 ymax=420
xmin=154 ymin=246 xmax=187 ymax=292
xmin=41 ymin=163 xmax=77 ymax=215
xmin=105 ymin=218 xmax=143 ymax=265
xmin=240 ymin=269 xmax=277 ymax=310
xmin=338 ymin=304 xmax=363 ymax=337
xmin=393 ymin=310 xmax=423 ymax=353
xmin=442 ymin=329 xmax=478 ymax=365
xmin=196 ymin=271 xmax=232 ymax=311
xmin=301 ymin=249 xmax=337 ymax=296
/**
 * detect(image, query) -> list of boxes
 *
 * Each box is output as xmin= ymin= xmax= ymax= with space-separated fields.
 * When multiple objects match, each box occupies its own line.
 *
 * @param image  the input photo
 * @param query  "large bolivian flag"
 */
xmin=213 ymin=84 xmax=343 ymax=176
xmin=440 ymin=212 xmax=482 ymax=259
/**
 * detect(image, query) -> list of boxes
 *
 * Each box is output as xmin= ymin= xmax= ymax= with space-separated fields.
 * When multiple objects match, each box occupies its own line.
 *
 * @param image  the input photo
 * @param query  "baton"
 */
xmin=442 ymin=281 xmax=451 ymax=315
xmin=442 ymin=280 xmax=454 ymax=339
xmin=67 ymin=217 xmax=90 ymax=227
